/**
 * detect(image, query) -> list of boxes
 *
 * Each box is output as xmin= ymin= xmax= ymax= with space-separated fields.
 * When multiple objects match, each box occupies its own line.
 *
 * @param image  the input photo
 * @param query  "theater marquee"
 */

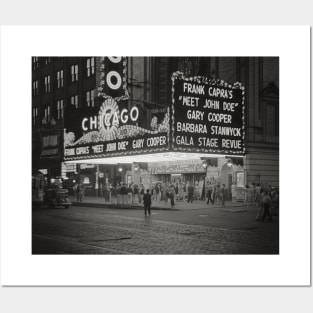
xmin=64 ymin=100 xmax=171 ymax=161
xmin=63 ymin=62 xmax=245 ymax=163
xmin=171 ymin=71 xmax=245 ymax=155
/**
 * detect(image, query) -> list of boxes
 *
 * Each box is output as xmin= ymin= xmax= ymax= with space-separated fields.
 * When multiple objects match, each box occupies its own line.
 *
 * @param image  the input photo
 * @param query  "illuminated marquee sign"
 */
xmin=64 ymin=63 xmax=245 ymax=162
xmin=98 ymin=57 xmax=129 ymax=101
xmin=64 ymin=100 xmax=170 ymax=161
xmin=171 ymin=72 xmax=245 ymax=155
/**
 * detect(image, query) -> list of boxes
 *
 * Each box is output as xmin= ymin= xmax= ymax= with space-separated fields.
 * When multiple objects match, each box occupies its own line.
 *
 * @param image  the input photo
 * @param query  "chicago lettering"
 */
xmin=81 ymin=106 xmax=139 ymax=131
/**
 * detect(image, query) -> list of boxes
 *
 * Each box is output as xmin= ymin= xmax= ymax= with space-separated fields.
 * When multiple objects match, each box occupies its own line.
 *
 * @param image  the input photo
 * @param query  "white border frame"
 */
xmin=0 ymin=26 xmax=310 ymax=286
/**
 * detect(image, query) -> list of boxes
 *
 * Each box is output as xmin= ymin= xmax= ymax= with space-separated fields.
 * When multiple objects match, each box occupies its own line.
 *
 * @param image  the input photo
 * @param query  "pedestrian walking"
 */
xmin=212 ymin=185 xmax=216 ymax=204
xmin=187 ymin=183 xmax=194 ymax=203
xmin=127 ymin=184 xmax=133 ymax=205
xmin=169 ymin=185 xmax=176 ymax=208
xmin=110 ymin=184 xmax=117 ymax=205
xmin=74 ymin=182 xmax=79 ymax=201
xmin=215 ymin=185 xmax=221 ymax=205
xmin=77 ymin=183 xmax=84 ymax=202
xmin=155 ymin=184 xmax=160 ymax=202
xmin=133 ymin=184 xmax=139 ymax=204
xmin=255 ymin=188 xmax=264 ymax=221
xmin=178 ymin=183 xmax=184 ymax=201
xmin=261 ymin=191 xmax=273 ymax=222
xmin=206 ymin=184 xmax=213 ymax=204
xmin=116 ymin=183 xmax=122 ymax=204
xmin=120 ymin=183 xmax=127 ymax=205
xmin=271 ymin=190 xmax=279 ymax=216
xmin=139 ymin=185 xmax=145 ymax=204
xmin=143 ymin=189 xmax=152 ymax=217
xmin=220 ymin=184 xmax=226 ymax=207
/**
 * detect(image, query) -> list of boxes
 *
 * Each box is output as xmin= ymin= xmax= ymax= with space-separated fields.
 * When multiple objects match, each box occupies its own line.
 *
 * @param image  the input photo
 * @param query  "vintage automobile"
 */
xmin=44 ymin=188 xmax=72 ymax=209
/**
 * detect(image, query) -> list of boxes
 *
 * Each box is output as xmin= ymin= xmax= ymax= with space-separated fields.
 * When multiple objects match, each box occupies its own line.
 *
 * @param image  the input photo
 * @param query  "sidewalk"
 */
xmin=69 ymin=195 xmax=250 ymax=211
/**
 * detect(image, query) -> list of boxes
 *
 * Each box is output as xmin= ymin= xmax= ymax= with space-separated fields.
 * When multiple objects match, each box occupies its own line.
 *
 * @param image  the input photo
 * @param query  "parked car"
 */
xmin=44 ymin=188 xmax=72 ymax=209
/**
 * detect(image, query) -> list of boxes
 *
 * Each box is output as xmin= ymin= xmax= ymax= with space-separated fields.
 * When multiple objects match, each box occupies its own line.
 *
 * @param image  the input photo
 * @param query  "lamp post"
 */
xmin=118 ymin=165 xmax=123 ymax=184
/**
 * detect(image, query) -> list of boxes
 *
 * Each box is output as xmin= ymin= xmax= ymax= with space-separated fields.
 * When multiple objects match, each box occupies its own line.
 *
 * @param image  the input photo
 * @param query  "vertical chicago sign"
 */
xmin=171 ymin=72 xmax=245 ymax=155
xmin=98 ymin=56 xmax=129 ymax=101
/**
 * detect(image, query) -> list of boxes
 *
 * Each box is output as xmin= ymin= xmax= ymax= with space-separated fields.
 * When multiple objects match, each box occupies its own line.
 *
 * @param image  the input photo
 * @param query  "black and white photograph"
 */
xmin=1 ymin=25 xmax=310 ymax=292
xmin=32 ymin=56 xmax=279 ymax=255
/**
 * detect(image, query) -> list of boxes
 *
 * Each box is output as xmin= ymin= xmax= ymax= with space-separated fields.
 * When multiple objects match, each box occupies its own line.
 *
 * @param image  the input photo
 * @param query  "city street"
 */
xmin=32 ymin=203 xmax=279 ymax=254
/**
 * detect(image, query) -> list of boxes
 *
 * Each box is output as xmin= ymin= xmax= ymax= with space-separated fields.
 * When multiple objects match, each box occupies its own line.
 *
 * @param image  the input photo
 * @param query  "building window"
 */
xmin=33 ymin=80 xmax=39 ymax=95
xmin=86 ymin=57 xmax=95 ymax=77
xmin=44 ymin=75 xmax=51 ymax=93
xmin=71 ymin=64 xmax=79 ymax=82
xmin=71 ymin=95 xmax=78 ymax=108
xmin=45 ymin=106 xmax=51 ymax=122
xmin=33 ymin=57 xmax=39 ymax=70
xmin=57 ymin=70 xmax=64 ymax=88
xmin=32 ymin=107 xmax=38 ymax=125
xmin=57 ymin=100 xmax=64 ymax=120
xmin=86 ymin=90 xmax=95 ymax=107
xmin=45 ymin=57 xmax=51 ymax=65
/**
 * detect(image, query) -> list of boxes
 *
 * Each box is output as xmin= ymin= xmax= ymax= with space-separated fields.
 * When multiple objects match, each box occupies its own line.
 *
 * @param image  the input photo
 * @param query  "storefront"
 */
xmin=149 ymin=159 xmax=206 ymax=184
xmin=33 ymin=130 xmax=63 ymax=186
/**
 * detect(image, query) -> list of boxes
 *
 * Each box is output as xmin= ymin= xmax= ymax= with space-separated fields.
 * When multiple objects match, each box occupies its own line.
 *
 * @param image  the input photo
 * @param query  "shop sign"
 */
xmin=207 ymin=166 xmax=219 ymax=178
xmin=61 ymin=163 xmax=76 ymax=173
xmin=40 ymin=131 xmax=61 ymax=158
xmin=149 ymin=159 xmax=206 ymax=174
xmin=171 ymin=72 xmax=245 ymax=155
xmin=80 ymin=164 xmax=95 ymax=170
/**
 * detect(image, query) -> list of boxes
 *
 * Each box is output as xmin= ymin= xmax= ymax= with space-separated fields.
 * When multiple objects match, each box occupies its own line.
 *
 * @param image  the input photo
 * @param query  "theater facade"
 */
xmin=32 ymin=57 xmax=279 ymax=198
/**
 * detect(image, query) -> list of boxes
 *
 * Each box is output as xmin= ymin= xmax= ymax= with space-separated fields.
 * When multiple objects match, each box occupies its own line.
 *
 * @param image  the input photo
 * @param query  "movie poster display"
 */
xmin=171 ymin=72 xmax=245 ymax=155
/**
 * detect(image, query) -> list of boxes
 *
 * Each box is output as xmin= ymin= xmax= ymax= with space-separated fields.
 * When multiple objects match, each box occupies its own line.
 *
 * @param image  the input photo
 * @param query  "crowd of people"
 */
xmin=244 ymin=182 xmax=279 ymax=222
xmin=73 ymin=180 xmax=279 ymax=221
xmin=205 ymin=183 xmax=226 ymax=207
xmin=73 ymin=181 xmax=201 ymax=209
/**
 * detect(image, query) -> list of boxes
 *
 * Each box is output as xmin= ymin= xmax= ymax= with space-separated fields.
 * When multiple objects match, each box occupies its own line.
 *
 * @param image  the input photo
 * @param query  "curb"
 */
xmin=70 ymin=201 xmax=247 ymax=211
xmin=71 ymin=201 xmax=180 ymax=211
